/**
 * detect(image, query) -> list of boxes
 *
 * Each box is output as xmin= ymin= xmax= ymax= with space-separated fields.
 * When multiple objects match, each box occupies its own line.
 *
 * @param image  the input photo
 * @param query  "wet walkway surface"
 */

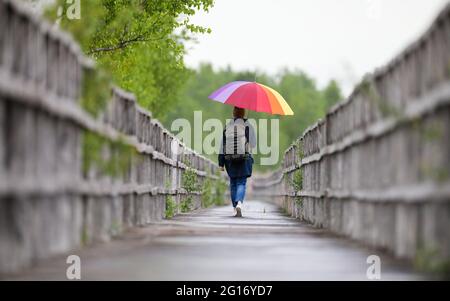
xmin=7 ymin=200 xmax=426 ymax=280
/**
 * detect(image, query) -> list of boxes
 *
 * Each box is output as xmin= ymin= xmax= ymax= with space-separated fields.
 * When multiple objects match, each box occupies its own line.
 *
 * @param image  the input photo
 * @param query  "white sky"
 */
xmin=185 ymin=0 xmax=449 ymax=94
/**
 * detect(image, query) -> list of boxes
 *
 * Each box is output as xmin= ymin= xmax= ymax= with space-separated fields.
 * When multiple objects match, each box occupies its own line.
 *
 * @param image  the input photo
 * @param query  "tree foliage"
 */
xmin=44 ymin=0 xmax=214 ymax=117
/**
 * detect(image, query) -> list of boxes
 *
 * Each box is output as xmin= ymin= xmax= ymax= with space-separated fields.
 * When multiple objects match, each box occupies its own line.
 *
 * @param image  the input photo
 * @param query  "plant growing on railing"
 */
xmin=82 ymin=131 xmax=135 ymax=178
xmin=180 ymin=161 xmax=199 ymax=212
xmin=164 ymin=179 xmax=179 ymax=218
xmin=165 ymin=195 xmax=178 ymax=219
xmin=213 ymin=171 xmax=227 ymax=206
xmin=414 ymin=246 xmax=450 ymax=278
xmin=359 ymin=78 xmax=403 ymax=119
xmin=182 ymin=162 xmax=200 ymax=193
xmin=421 ymin=119 xmax=445 ymax=142
xmin=414 ymin=119 xmax=449 ymax=183
xmin=291 ymin=168 xmax=303 ymax=210
xmin=295 ymin=197 xmax=304 ymax=213
xmin=201 ymin=175 xmax=214 ymax=208
xmin=291 ymin=169 xmax=303 ymax=194
xmin=110 ymin=220 xmax=121 ymax=236
xmin=81 ymin=228 xmax=89 ymax=247
xmin=80 ymin=67 xmax=135 ymax=179
xmin=180 ymin=196 xmax=193 ymax=213
xmin=164 ymin=179 xmax=171 ymax=190
xmin=295 ymin=139 xmax=304 ymax=165
xmin=420 ymin=163 xmax=450 ymax=184
xmin=282 ymin=173 xmax=287 ymax=189
xmin=81 ymin=68 xmax=112 ymax=117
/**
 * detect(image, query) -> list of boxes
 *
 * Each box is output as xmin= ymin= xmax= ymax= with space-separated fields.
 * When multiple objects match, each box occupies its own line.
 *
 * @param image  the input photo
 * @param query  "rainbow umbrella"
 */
xmin=208 ymin=81 xmax=294 ymax=116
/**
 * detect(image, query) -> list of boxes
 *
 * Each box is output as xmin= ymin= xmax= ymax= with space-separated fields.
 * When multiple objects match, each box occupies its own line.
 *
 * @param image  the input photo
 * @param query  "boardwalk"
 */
xmin=1 ymin=0 xmax=449 ymax=278
xmin=8 ymin=201 xmax=424 ymax=281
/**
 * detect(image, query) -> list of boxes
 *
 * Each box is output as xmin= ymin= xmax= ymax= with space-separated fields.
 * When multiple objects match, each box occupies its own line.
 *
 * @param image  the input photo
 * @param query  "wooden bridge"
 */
xmin=0 ymin=0 xmax=449 ymax=280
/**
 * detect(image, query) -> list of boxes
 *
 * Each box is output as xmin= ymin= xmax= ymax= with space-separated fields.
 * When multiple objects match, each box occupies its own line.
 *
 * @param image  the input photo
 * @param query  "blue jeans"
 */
xmin=230 ymin=177 xmax=247 ymax=208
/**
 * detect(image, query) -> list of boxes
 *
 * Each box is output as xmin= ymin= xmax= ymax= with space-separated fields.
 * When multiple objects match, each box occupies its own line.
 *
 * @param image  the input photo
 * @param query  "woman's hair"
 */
xmin=233 ymin=106 xmax=246 ymax=119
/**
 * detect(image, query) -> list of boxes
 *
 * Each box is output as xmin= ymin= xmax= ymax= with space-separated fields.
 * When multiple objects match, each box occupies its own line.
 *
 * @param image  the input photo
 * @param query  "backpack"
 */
xmin=223 ymin=119 xmax=250 ymax=162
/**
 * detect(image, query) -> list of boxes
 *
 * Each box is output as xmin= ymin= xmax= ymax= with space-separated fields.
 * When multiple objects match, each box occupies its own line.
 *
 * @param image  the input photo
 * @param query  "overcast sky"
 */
xmin=185 ymin=0 xmax=449 ymax=94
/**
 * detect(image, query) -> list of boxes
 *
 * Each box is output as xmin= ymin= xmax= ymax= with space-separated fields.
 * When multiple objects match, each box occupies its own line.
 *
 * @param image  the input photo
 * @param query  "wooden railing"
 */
xmin=252 ymin=3 xmax=450 ymax=264
xmin=0 ymin=0 xmax=223 ymax=275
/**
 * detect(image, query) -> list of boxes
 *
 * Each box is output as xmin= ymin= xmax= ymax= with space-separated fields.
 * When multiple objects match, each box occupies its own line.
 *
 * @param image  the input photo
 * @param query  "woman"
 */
xmin=218 ymin=107 xmax=256 ymax=217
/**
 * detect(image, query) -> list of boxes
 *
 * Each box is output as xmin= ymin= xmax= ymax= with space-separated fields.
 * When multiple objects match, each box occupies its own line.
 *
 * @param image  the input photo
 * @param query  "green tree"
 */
xmin=45 ymin=0 xmax=214 ymax=118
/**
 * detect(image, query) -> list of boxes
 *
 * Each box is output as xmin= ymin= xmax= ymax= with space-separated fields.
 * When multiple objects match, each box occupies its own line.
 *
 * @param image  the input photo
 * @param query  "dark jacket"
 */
xmin=219 ymin=155 xmax=254 ymax=179
xmin=218 ymin=118 xmax=256 ymax=179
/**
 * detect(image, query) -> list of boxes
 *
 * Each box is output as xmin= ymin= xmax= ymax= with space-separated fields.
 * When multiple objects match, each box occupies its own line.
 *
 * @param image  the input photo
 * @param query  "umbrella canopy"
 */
xmin=208 ymin=81 xmax=294 ymax=116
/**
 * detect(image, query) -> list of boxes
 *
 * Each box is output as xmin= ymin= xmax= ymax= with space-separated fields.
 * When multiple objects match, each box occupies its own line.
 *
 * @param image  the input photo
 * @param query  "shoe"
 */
xmin=235 ymin=202 xmax=243 ymax=217
xmin=233 ymin=207 xmax=237 ymax=216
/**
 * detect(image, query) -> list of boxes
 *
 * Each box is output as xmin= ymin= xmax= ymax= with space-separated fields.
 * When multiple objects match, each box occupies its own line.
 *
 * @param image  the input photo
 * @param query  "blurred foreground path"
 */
xmin=9 ymin=201 xmax=426 ymax=281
